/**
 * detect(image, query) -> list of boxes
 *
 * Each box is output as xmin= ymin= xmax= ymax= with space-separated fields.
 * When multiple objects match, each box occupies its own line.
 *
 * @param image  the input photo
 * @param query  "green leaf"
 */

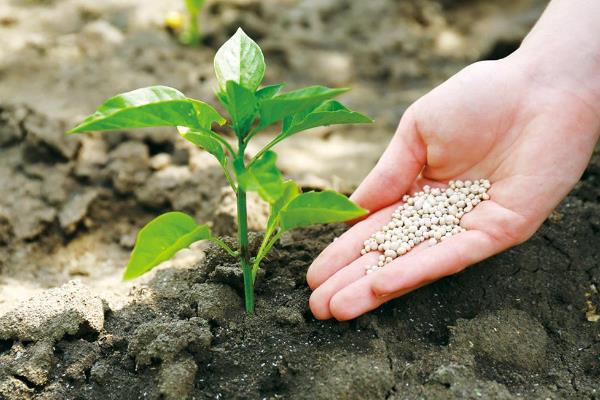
xmin=214 ymin=28 xmax=265 ymax=92
xmin=124 ymin=212 xmax=211 ymax=280
xmin=256 ymin=83 xmax=285 ymax=101
xmin=177 ymin=127 xmax=226 ymax=167
xmin=69 ymin=86 xmax=226 ymax=133
xmin=225 ymin=80 xmax=257 ymax=137
xmin=236 ymin=151 xmax=285 ymax=203
xmin=279 ymin=190 xmax=368 ymax=231
xmin=267 ymin=180 xmax=300 ymax=232
xmin=257 ymin=86 xmax=348 ymax=129
xmin=283 ymin=100 xmax=372 ymax=136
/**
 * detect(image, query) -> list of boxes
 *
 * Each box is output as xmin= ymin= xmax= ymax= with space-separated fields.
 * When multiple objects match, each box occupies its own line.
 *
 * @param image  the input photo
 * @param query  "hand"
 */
xmin=306 ymin=57 xmax=600 ymax=320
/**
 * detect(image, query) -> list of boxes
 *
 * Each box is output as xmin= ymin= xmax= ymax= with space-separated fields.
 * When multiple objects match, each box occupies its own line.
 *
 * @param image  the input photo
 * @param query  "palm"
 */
xmin=306 ymin=59 xmax=599 ymax=320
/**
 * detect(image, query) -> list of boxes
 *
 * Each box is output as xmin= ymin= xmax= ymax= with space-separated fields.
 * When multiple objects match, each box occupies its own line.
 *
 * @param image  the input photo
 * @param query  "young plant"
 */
xmin=165 ymin=0 xmax=205 ymax=45
xmin=69 ymin=28 xmax=372 ymax=313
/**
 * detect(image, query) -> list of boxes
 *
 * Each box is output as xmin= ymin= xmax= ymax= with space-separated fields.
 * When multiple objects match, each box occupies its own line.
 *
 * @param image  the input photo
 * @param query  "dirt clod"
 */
xmin=306 ymin=353 xmax=394 ymax=400
xmin=396 ymin=363 xmax=514 ymax=400
xmin=451 ymin=309 xmax=548 ymax=371
xmin=192 ymin=283 xmax=242 ymax=323
xmin=158 ymin=355 xmax=198 ymax=400
xmin=127 ymin=317 xmax=212 ymax=367
xmin=59 ymin=339 xmax=101 ymax=381
xmin=1 ymin=340 xmax=54 ymax=386
xmin=0 ymin=281 xmax=104 ymax=343
xmin=0 ymin=376 xmax=34 ymax=400
xmin=58 ymin=189 xmax=99 ymax=233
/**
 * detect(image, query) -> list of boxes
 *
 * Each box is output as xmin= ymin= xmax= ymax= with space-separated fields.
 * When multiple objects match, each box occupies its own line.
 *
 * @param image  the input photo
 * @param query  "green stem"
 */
xmin=243 ymin=126 xmax=259 ymax=145
xmin=212 ymin=134 xmax=236 ymax=157
xmin=251 ymin=227 xmax=274 ymax=281
xmin=209 ymin=237 xmax=237 ymax=258
xmin=181 ymin=6 xmax=200 ymax=45
xmin=222 ymin=162 xmax=237 ymax=192
xmin=236 ymin=139 xmax=254 ymax=314
xmin=248 ymin=135 xmax=282 ymax=167
xmin=210 ymin=132 xmax=237 ymax=191
xmin=251 ymin=229 xmax=282 ymax=282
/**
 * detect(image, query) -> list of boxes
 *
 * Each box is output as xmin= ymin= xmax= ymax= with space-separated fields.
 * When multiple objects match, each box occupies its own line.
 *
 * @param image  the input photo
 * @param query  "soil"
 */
xmin=0 ymin=0 xmax=598 ymax=399
xmin=1 ymin=206 xmax=599 ymax=399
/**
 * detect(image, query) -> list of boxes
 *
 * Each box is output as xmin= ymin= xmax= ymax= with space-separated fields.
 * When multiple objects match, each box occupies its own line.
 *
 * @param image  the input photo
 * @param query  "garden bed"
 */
xmin=1 ymin=199 xmax=599 ymax=399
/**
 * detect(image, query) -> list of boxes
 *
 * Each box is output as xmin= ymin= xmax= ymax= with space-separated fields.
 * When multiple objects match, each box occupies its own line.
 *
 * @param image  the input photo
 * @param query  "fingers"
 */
xmin=306 ymin=202 xmax=400 ymax=290
xmin=309 ymin=240 xmax=434 ymax=320
xmin=350 ymin=108 xmax=426 ymax=212
xmin=309 ymin=252 xmax=380 ymax=320
xmin=326 ymin=230 xmax=494 ymax=321
xmin=323 ymin=200 xmax=529 ymax=321
xmin=328 ymin=275 xmax=411 ymax=321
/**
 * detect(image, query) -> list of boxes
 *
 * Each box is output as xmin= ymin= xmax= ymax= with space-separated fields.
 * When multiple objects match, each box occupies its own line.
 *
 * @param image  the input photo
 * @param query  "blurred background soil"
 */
xmin=0 ymin=0 xmax=598 ymax=399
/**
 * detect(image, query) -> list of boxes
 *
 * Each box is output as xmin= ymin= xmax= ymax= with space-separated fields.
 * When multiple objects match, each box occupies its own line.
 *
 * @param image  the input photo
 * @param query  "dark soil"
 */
xmin=1 ymin=171 xmax=599 ymax=399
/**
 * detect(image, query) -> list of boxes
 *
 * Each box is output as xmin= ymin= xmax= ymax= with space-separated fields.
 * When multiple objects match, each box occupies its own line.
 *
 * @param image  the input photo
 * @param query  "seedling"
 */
xmin=69 ymin=28 xmax=372 ymax=313
xmin=165 ymin=0 xmax=205 ymax=45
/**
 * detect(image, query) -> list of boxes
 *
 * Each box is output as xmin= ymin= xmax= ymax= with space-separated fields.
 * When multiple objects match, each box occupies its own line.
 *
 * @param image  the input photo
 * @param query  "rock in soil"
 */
xmin=0 ymin=341 xmax=54 ymax=386
xmin=0 ymin=376 xmax=34 ymax=400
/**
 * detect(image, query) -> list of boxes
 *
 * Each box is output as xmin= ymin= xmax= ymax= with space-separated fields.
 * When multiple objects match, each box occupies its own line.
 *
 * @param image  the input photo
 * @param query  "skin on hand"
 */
xmin=306 ymin=53 xmax=600 ymax=320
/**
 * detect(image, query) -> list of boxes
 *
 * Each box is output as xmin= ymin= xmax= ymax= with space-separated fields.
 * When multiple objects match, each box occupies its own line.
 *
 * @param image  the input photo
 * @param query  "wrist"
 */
xmin=505 ymin=47 xmax=600 ymax=138
xmin=505 ymin=0 xmax=600 ymax=120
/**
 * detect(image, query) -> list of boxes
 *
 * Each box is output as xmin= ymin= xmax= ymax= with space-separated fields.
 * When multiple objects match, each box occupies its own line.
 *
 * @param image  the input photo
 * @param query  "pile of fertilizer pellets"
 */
xmin=362 ymin=179 xmax=491 ymax=275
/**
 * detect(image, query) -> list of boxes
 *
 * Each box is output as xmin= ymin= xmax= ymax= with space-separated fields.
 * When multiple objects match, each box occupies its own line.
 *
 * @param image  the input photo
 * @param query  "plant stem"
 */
xmin=181 ymin=6 xmax=200 ymax=45
xmin=211 ymin=133 xmax=236 ymax=157
xmin=251 ymin=227 xmax=274 ymax=281
xmin=222 ymin=163 xmax=237 ymax=192
xmin=209 ymin=237 xmax=238 ymax=258
xmin=236 ymin=139 xmax=254 ymax=313
xmin=243 ymin=126 xmax=259 ymax=144
xmin=251 ymin=229 xmax=282 ymax=282
xmin=248 ymin=136 xmax=282 ymax=167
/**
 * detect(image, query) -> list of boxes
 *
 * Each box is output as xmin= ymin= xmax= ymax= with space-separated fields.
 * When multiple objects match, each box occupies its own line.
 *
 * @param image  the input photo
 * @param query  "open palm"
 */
xmin=307 ymin=59 xmax=600 ymax=320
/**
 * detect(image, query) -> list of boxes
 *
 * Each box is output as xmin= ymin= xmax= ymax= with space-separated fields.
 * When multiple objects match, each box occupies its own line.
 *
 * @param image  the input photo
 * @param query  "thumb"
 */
xmin=351 ymin=107 xmax=426 ymax=212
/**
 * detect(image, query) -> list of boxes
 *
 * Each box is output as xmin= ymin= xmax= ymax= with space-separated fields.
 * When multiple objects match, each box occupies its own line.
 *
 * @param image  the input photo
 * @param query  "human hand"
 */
xmin=306 ymin=56 xmax=600 ymax=320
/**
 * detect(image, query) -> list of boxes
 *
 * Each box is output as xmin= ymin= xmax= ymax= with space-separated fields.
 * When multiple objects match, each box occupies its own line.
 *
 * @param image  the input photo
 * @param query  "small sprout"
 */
xmin=165 ymin=0 xmax=206 ymax=46
xmin=69 ymin=28 xmax=372 ymax=314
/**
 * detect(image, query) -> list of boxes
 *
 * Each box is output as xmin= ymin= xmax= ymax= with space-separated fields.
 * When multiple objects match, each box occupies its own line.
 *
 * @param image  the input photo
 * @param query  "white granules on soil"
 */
xmin=362 ymin=179 xmax=491 ymax=274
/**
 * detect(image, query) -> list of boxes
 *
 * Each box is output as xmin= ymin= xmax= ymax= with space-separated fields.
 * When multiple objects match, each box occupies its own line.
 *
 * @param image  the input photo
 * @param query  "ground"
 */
xmin=0 ymin=0 xmax=598 ymax=399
